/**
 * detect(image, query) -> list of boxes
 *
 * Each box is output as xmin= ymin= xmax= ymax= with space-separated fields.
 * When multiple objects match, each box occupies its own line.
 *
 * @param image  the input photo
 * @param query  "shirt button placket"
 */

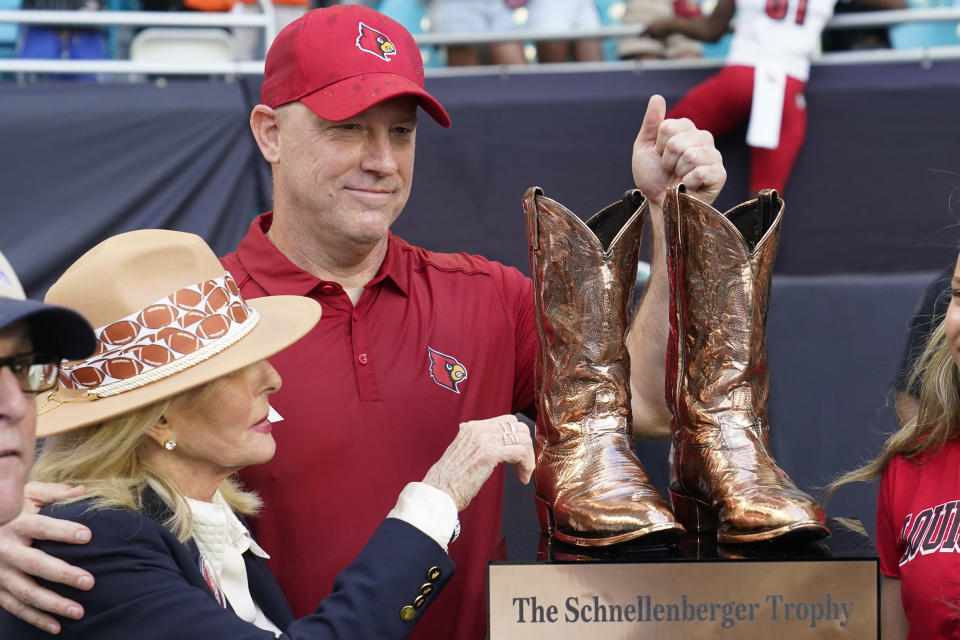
xmin=351 ymin=304 xmax=380 ymax=402
xmin=353 ymin=309 xmax=367 ymax=365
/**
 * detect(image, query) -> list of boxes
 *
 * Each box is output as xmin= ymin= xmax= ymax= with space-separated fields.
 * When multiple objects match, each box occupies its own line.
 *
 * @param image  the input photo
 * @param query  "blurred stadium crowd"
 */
xmin=0 ymin=0 xmax=958 ymax=73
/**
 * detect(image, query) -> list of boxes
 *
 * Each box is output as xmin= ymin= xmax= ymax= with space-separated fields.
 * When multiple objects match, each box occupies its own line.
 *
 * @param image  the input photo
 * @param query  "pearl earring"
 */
xmin=164 ymin=440 xmax=177 ymax=451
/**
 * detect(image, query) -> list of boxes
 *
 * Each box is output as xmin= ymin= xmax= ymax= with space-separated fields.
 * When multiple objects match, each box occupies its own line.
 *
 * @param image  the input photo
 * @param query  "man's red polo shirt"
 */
xmin=221 ymin=213 xmax=537 ymax=640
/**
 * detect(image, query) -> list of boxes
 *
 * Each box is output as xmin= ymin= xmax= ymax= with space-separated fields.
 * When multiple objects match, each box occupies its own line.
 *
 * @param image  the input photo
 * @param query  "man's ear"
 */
xmin=250 ymin=104 xmax=281 ymax=164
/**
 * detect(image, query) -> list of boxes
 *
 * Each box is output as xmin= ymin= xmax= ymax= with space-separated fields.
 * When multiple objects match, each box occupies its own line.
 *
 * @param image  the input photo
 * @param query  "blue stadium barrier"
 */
xmin=890 ymin=0 xmax=960 ymax=49
xmin=699 ymin=0 xmax=732 ymax=58
xmin=701 ymin=31 xmax=732 ymax=58
xmin=596 ymin=0 xmax=625 ymax=60
xmin=0 ymin=0 xmax=19 ymax=58
xmin=376 ymin=0 xmax=445 ymax=67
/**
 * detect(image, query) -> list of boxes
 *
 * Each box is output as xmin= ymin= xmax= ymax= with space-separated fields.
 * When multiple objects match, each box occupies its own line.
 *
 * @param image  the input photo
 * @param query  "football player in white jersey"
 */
xmin=644 ymin=0 xmax=904 ymax=194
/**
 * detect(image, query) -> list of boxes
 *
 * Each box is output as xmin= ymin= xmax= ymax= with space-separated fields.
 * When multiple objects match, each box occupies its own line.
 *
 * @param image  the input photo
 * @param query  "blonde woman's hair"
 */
xmin=829 ymin=318 xmax=960 ymax=495
xmin=32 ymin=377 xmax=262 ymax=543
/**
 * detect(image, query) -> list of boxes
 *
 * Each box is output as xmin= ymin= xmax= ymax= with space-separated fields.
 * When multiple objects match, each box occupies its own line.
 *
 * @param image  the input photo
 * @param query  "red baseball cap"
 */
xmin=261 ymin=5 xmax=451 ymax=128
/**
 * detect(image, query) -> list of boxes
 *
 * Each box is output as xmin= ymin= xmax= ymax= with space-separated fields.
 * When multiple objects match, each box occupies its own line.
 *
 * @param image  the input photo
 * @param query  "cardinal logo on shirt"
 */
xmin=356 ymin=22 xmax=396 ymax=61
xmin=427 ymin=347 xmax=468 ymax=394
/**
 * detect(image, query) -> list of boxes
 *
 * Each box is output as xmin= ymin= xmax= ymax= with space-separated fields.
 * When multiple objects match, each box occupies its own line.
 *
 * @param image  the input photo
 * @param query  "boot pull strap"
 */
xmin=665 ymin=184 xmax=684 ymax=227
xmin=756 ymin=189 xmax=780 ymax=234
xmin=621 ymin=189 xmax=645 ymax=219
xmin=524 ymin=186 xmax=545 ymax=252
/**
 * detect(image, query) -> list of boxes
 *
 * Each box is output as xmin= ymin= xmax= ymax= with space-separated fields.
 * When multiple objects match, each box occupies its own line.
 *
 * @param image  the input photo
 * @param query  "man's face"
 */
xmin=273 ymin=96 xmax=418 ymax=251
xmin=0 ymin=322 xmax=35 ymax=526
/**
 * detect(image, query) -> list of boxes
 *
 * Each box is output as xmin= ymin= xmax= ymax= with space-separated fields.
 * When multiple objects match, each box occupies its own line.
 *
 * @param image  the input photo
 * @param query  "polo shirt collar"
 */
xmin=378 ymin=233 xmax=410 ymax=297
xmin=236 ymin=213 xmax=409 ymax=298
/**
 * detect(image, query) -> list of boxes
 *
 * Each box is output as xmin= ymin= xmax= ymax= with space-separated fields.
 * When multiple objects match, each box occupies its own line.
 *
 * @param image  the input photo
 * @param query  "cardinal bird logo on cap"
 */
xmin=427 ymin=347 xmax=468 ymax=394
xmin=356 ymin=22 xmax=396 ymax=61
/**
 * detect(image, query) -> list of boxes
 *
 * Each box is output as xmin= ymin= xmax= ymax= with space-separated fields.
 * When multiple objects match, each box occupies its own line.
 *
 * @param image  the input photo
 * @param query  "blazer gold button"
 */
xmin=400 ymin=606 xmax=416 ymax=622
xmin=427 ymin=566 xmax=441 ymax=581
xmin=414 ymin=595 xmax=426 ymax=608
xmin=419 ymin=583 xmax=433 ymax=596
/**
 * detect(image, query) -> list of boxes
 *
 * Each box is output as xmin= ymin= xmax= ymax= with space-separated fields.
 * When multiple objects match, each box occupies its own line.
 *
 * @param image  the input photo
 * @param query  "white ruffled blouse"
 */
xmin=186 ymin=491 xmax=284 ymax=637
xmin=151 ymin=480 xmax=457 ymax=637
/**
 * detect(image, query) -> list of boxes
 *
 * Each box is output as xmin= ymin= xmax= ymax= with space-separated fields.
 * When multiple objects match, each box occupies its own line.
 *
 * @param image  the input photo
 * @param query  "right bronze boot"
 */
xmin=525 ymin=186 xmax=685 ymax=547
xmin=664 ymin=185 xmax=828 ymax=544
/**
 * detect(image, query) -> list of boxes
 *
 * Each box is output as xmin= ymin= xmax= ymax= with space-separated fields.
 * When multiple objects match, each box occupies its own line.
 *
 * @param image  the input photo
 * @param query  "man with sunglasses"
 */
xmin=0 ymin=252 xmax=94 ymax=529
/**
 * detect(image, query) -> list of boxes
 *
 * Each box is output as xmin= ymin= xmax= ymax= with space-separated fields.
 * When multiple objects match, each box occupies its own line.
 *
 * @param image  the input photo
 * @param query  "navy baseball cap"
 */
xmin=0 ymin=251 xmax=96 ymax=360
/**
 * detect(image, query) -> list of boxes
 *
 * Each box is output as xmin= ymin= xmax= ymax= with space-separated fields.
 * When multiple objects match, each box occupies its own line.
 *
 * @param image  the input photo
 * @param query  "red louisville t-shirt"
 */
xmin=877 ymin=439 xmax=960 ymax=639
xmin=221 ymin=213 xmax=537 ymax=640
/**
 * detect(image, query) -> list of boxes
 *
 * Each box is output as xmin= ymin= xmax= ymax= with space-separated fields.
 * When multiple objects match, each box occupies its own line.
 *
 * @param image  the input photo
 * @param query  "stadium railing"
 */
xmin=0 ymin=5 xmax=957 ymax=75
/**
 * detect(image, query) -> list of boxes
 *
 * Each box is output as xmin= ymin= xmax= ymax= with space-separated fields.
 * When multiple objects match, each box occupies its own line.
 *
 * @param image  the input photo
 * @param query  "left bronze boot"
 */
xmin=525 ymin=187 xmax=685 ymax=547
xmin=664 ymin=185 xmax=829 ymax=544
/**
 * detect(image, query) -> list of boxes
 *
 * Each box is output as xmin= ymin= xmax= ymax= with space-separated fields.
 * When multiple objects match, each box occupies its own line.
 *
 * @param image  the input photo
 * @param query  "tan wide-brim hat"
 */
xmin=36 ymin=229 xmax=321 ymax=438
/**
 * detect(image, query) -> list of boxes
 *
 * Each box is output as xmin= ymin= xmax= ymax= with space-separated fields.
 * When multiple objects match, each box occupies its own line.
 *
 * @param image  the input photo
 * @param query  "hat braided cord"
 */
xmin=86 ymin=310 xmax=259 ymax=399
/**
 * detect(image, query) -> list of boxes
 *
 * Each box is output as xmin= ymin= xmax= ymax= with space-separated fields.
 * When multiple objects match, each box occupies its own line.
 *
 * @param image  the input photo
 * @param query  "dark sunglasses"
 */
xmin=0 ymin=352 xmax=61 ymax=393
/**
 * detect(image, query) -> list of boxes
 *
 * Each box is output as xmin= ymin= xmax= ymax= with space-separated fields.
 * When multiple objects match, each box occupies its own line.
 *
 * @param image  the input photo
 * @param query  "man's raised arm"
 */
xmin=626 ymin=95 xmax=726 ymax=439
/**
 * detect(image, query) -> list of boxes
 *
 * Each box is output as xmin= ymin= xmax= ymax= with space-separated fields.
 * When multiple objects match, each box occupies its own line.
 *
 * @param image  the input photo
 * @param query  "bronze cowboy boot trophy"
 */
xmin=524 ymin=186 xmax=685 ymax=547
xmin=664 ymin=185 xmax=829 ymax=544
